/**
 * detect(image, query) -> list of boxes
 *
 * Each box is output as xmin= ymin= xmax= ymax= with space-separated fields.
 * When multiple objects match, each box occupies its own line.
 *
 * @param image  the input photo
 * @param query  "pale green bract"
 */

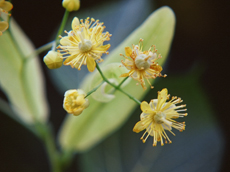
xmin=58 ymin=6 xmax=176 ymax=152
xmin=86 ymin=63 xmax=131 ymax=103
xmin=0 ymin=19 xmax=49 ymax=124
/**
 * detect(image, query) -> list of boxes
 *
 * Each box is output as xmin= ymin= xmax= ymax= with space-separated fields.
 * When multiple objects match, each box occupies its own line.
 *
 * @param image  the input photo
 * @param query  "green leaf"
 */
xmin=58 ymin=6 xmax=175 ymax=152
xmin=0 ymin=19 xmax=49 ymax=124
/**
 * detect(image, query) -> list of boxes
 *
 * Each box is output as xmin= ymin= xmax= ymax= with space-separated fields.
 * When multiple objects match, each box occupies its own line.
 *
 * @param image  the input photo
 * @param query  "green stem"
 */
xmin=85 ymin=81 xmax=104 ymax=98
xmin=117 ymin=76 xmax=129 ymax=89
xmin=35 ymin=122 xmax=61 ymax=172
xmin=59 ymin=150 xmax=75 ymax=171
xmin=95 ymin=63 xmax=141 ymax=105
xmin=55 ymin=10 xmax=69 ymax=44
xmin=25 ymin=41 xmax=55 ymax=61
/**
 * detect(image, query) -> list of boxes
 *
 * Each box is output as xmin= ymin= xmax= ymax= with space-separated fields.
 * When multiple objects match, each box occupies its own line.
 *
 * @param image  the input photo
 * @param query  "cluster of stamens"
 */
xmin=0 ymin=0 xmax=13 ymax=36
xmin=120 ymin=39 xmax=166 ymax=89
xmin=57 ymin=17 xmax=111 ymax=71
xmin=133 ymin=89 xmax=187 ymax=146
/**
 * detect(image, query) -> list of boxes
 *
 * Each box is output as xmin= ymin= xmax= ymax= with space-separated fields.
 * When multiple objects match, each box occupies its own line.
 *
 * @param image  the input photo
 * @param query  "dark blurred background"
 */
xmin=0 ymin=0 xmax=229 ymax=171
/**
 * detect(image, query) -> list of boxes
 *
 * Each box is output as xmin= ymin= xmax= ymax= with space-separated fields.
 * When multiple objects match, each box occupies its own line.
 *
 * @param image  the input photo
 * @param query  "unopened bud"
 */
xmin=43 ymin=51 xmax=63 ymax=69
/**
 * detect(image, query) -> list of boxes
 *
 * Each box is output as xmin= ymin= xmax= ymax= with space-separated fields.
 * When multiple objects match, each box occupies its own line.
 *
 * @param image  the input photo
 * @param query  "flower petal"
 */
xmin=86 ymin=56 xmax=96 ymax=72
xmin=71 ymin=17 xmax=80 ymax=30
xmin=141 ymin=101 xmax=153 ymax=113
xmin=92 ymin=44 xmax=111 ymax=53
xmin=133 ymin=121 xmax=145 ymax=133
xmin=120 ymin=73 xmax=129 ymax=77
xmin=156 ymin=88 xmax=168 ymax=110
xmin=60 ymin=36 xmax=72 ymax=46
xmin=125 ymin=47 xmax=132 ymax=57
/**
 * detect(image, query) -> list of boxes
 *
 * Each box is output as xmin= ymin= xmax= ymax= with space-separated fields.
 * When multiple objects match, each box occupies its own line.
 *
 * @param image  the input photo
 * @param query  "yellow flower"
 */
xmin=43 ymin=51 xmax=63 ymax=69
xmin=133 ymin=88 xmax=187 ymax=146
xmin=62 ymin=0 xmax=80 ymax=12
xmin=120 ymin=38 xmax=166 ymax=90
xmin=0 ymin=21 xmax=8 ymax=35
xmin=0 ymin=0 xmax=13 ymax=14
xmin=58 ymin=17 xmax=111 ymax=72
xmin=63 ymin=89 xmax=89 ymax=116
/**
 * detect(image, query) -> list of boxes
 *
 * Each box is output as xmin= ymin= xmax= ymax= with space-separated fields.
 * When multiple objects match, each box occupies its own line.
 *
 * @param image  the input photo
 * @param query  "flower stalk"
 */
xmin=85 ymin=81 xmax=104 ymax=98
xmin=95 ymin=63 xmax=141 ymax=105
xmin=55 ymin=10 xmax=69 ymax=44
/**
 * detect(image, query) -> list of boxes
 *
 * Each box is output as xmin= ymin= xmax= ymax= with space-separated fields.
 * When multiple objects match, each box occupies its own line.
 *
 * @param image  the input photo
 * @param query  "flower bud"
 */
xmin=62 ymin=0 xmax=80 ymax=12
xmin=43 ymin=51 xmax=63 ymax=69
xmin=63 ymin=89 xmax=89 ymax=116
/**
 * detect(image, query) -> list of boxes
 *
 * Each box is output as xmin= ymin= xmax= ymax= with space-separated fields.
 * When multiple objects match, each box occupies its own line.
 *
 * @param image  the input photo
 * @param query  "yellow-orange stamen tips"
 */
xmin=58 ymin=17 xmax=111 ymax=72
xmin=0 ymin=0 xmax=13 ymax=15
xmin=120 ymin=38 xmax=165 ymax=90
xmin=0 ymin=0 xmax=13 ymax=36
xmin=133 ymin=88 xmax=187 ymax=146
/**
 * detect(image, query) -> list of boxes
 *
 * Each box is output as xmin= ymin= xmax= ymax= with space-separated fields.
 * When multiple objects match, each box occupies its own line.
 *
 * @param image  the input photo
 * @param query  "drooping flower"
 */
xmin=58 ymin=17 xmax=111 ymax=72
xmin=43 ymin=51 xmax=63 ymax=69
xmin=63 ymin=89 xmax=89 ymax=116
xmin=120 ymin=38 xmax=166 ymax=90
xmin=133 ymin=88 xmax=187 ymax=146
xmin=62 ymin=0 xmax=80 ymax=12
xmin=0 ymin=20 xmax=8 ymax=35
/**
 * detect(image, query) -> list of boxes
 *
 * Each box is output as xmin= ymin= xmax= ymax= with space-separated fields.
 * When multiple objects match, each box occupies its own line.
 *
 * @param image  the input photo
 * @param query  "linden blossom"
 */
xmin=133 ymin=88 xmax=187 ymax=146
xmin=57 ymin=17 xmax=112 ymax=72
xmin=120 ymin=38 xmax=166 ymax=90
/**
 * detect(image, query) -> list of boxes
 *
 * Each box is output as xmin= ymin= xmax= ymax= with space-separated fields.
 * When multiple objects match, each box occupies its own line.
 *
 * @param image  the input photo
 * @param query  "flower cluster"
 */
xmin=120 ymin=39 xmax=166 ymax=90
xmin=42 ymin=4 xmax=187 ymax=147
xmin=0 ymin=0 xmax=13 ymax=36
xmin=133 ymin=88 xmax=187 ymax=146
xmin=58 ymin=17 xmax=111 ymax=72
